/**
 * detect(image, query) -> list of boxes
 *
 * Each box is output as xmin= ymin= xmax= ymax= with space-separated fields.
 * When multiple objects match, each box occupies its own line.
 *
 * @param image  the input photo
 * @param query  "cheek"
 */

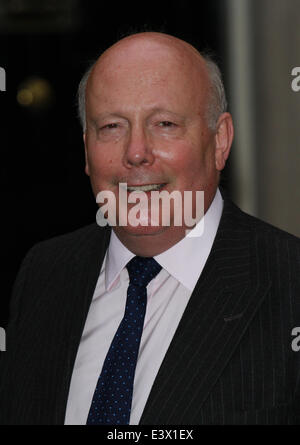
xmin=171 ymin=143 xmax=205 ymax=174
xmin=168 ymin=142 xmax=215 ymax=188
xmin=87 ymin=145 xmax=116 ymax=176
xmin=157 ymin=139 xmax=199 ymax=167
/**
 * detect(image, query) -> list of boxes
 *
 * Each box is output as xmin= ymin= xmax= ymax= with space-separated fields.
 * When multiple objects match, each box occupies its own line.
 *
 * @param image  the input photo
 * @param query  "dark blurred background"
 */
xmin=1 ymin=0 xmax=299 ymax=328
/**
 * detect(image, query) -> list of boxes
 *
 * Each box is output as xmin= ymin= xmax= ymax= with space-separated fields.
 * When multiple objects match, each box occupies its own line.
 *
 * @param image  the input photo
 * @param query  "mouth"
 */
xmin=124 ymin=183 xmax=167 ymax=192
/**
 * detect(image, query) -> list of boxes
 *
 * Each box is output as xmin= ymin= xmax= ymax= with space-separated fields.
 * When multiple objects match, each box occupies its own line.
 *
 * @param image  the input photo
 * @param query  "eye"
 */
xmin=97 ymin=121 xmax=126 ymax=141
xmin=158 ymin=121 xmax=176 ymax=128
xmin=100 ymin=123 xmax=119 ymax=130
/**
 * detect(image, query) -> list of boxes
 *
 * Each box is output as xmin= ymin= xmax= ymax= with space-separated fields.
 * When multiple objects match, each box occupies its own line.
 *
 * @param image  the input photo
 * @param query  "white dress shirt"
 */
xmin=64 ymin=188 xmax=223 ymax=425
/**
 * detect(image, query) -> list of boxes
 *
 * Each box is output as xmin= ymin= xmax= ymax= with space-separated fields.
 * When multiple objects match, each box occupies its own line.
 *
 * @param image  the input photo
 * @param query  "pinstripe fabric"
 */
xmin=0 ymin=197 xmax=299 ymax=425
xmin=140 ymin=202 xmax=300 ymax=424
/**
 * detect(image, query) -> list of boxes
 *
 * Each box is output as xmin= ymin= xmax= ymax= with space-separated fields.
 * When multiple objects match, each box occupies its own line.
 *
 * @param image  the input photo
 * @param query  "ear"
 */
xmin=83 ymin=132 xmax=90 ymax=176
xmin=214 ymin=112 xmax=234 ymax=171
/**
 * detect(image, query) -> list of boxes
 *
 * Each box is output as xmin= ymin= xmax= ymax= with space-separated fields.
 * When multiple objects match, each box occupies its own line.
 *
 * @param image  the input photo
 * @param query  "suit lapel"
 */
xmin=140 ymin=199 xmax=272 ymax=424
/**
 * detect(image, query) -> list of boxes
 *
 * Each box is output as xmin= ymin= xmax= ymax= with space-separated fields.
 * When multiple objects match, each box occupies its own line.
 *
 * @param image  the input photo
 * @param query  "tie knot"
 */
xmin=126 ymin=256 xmax=162 ymax=288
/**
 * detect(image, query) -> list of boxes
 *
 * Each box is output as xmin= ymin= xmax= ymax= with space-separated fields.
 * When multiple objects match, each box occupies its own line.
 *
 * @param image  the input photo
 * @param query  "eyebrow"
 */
xmin=147 ymin=108 xmax=185 ymax=119
xmin=88 ymin=114 xmax=124 ymax=129
xmin=89 ymin=108 xmax=186 ymax=126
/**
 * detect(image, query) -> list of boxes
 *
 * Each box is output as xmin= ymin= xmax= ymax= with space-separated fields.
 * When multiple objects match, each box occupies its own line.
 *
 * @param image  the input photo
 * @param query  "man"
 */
xmin=0 ymin=32 xmax=299 ymax=425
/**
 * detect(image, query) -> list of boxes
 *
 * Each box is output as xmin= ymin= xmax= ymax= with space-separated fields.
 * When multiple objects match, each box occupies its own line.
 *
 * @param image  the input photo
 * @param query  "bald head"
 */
xmin=78 ymin=32 xmax=227 ymax=132
xmin=94 ymin=32 xmax=207 ymax=74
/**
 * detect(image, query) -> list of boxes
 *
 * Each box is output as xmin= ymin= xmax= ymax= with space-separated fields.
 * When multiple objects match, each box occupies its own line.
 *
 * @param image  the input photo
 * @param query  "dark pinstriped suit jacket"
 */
xmin=0 ymin=197 xmax=300 ymax=425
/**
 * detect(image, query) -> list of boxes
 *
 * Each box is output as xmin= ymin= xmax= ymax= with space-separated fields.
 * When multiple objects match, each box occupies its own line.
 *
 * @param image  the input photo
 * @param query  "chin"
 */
xmin=114 ymin=223 xmax=187 ymax=257
xmin=117 ymin=223 xmax=168 ymax=237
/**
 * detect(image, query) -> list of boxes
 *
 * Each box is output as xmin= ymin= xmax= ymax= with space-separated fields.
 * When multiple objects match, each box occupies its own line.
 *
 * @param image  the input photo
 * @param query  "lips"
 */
xmin=126 ymin=183 xmax=166 ymax=192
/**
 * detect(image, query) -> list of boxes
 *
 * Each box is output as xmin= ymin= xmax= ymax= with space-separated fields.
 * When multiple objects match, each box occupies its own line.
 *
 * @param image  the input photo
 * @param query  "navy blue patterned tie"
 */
xmin=86 ymin=256 xmax=162 ymax=425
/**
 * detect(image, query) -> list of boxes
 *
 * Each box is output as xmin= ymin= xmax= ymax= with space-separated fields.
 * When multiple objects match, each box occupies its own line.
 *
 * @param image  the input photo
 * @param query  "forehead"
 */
xmin=94 ymin=34 xmax=205 ymax=75
xmin=86 ymin=36 xmax=209 ymax=114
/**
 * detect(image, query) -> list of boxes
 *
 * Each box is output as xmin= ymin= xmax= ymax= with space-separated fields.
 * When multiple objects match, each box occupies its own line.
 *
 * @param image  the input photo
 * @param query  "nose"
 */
xmin=122 ymin=124 xmax=155 ymax=168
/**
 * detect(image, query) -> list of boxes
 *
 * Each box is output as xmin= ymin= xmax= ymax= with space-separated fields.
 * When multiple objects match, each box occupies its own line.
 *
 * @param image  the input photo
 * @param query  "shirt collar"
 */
xmin=105 ymin=188 xmax=223 ymax=292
